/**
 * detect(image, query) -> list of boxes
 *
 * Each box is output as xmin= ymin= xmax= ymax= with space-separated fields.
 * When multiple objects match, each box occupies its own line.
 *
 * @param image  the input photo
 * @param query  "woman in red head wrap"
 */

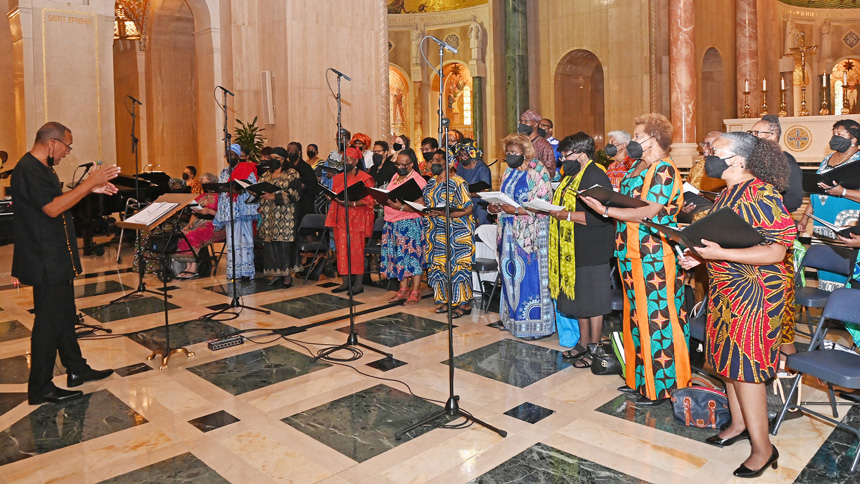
xmin=350 ymin=133 xmax=374 ymax=171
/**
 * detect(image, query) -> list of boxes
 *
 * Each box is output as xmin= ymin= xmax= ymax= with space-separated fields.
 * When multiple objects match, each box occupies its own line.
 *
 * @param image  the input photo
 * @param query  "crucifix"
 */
xmin=789 ymin=32 xmax=817 ymax=116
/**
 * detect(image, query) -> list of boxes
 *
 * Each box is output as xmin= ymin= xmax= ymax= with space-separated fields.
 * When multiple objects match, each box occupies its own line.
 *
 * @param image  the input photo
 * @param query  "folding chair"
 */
xmin=795 ymin=244 xmax=856 ymax=336
xmin=363 ymin=217 xmax=387 ymax=286
xmin=296 ymin=214 xmax=330 ymax=284
xmin=772 ymin=288 xmax=860 ymax=473
xmin=116 ymin=197 xmax=140 ymax=263
xmin=473 ymin=224 xmax=500 ymax=313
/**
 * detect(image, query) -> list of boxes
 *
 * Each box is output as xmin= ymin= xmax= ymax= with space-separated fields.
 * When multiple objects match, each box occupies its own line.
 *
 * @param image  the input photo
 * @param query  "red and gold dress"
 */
xmin=325 ymin=170 xmax=375 ymax=275
xmin=706 ymin=178 xmax=797 ymax=383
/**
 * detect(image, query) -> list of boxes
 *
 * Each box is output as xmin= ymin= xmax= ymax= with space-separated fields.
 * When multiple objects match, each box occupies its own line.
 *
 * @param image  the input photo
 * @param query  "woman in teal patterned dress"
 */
xmin=488 ymin=134 xmax=555 ymax=339
xmin=421 ymin=149 xmax=475 ymax=317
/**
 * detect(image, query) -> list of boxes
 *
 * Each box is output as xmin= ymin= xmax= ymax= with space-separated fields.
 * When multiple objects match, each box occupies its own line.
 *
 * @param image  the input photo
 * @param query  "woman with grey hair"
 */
xmin=605 ymin=130 xmax=633 ymax=191
xmin=680 ymin=132 xmax=795 ymax=478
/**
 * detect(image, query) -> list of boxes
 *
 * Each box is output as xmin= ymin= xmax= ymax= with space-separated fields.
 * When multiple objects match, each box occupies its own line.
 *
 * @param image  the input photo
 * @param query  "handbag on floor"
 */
xmin=589 ymin=342 xmax=622 ymax=376
xmin=670 ymin=375 xmax=730 ymax=429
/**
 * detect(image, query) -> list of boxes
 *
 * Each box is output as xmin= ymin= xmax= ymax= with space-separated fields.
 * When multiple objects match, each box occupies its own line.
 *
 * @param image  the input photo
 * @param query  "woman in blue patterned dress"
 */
xmin=420 ymin=149 xmax=475 ymax=317
xmin=488 ymin=134 xmax=555 ymax=339
xmin=214 ymin=144 xmax=259 ymax=280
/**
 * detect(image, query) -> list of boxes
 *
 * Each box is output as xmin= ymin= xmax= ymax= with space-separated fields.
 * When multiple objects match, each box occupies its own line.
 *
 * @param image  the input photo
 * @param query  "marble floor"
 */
xmin=0 ymin=242 xmax=858 ymax=483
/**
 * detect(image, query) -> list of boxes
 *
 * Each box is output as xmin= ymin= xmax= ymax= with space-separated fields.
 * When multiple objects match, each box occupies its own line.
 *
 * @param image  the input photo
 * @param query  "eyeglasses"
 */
xmin=52 ymin=138 xmax=72 ymax=152
xmin=559 ymin=152 xmax=578 ymax=160
xmin=372 ymin=149 xmax=386 ymax=154
xmin=395 ymin=163 xmax=411 ymax=169
xmin=713 ymin=148 xmax=736 ymax=157
xmin=538 ymin=124 xmax=551 ymax=129
xmin=746 ymin=130 xmax=775 ymax=137
xmin=504 ymin=151 xmax=523 ymax=156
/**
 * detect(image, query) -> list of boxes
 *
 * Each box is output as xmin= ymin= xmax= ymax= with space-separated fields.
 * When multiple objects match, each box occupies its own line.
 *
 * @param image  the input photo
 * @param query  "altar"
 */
xmin=724 ymin=114 xmax=860 ymax=169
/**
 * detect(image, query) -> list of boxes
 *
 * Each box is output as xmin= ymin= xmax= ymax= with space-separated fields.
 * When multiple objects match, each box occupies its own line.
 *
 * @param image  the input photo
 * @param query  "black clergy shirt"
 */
xmin=11 ymin=153 xmax=82 ymax=286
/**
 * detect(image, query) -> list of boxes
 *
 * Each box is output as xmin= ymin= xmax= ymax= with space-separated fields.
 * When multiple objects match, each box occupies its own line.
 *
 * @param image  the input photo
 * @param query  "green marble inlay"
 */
xmin=447 ymin=339 xmax=571 ymax=388
xmin=128 ymin=319 xmax=239 ymax=352
xmin=0 ymin=393 xmax=27 ymax=417
xmin=283 ymin=384 xmax=455 ymax=463
xmin=204 ymin=279 xmax=283 ymax=297
xmin=0 ymin=355 xmax=60 ymax=384
xmin=471 ymin=442 xmax=650 ymax=483
xmin=262 ymin=293 xmax=360 ymax=319
xmin=595 ymin=394 xmax=715 ymax=442
xmin=504 ymin=0 xmax=528 ymax=133
xmin=0 ymin=320 xmax=31 ymax=343
xmin=187 ymin=410 xmax=240 ymax=433
xmin=74 ymin=281 xmax=134 ymax=299
xmin=0 ymin=390 xmax=147 ymax=466
xmin=98 ymin=452 xmax=229 ymax=484
xmin=187 ymin=345 xmax=331 ymax=395
xmin=337 ymin=312 xmax=450 ymax=347
xmin=794 ymin=405 xmax=860 ymax=484
xmin=80 ymin=296 xmax=180 ymax=323
xmin=472 ymin=76 xmax=484 ymax=151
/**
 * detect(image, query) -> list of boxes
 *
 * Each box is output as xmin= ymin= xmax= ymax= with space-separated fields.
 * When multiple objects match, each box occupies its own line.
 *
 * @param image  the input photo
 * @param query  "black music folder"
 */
xmin=576 ymin=184 xmax=648 ymax=208
xmin=367 ymin=179 xmax=423 ymax=205
xmin=678 ymin=191 xmax=714 ymax=224
xmin=803 ymin=163 xmax=860 ymax=194
xmin=642 ymin=208 xmax=765 ymax=258
xmin=468 ymin=180 xmax=492 ymax=193
xmin=318 ymin=182 xmax=369 ymax=202
xmin=203 ymin=180 xmax=251 ymax=193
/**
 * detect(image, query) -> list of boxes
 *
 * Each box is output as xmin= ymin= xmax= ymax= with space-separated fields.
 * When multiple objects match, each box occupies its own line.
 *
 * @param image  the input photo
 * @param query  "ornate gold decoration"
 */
xmin=789 ymin=32 xmax=816 ymax=117
xmin=784 ymin=126 xmax=812 ymax=152
xmin=115 ymin=1 xmax=149 ymax=48
xmin=388 ymin=0 xmax=487 ymax=14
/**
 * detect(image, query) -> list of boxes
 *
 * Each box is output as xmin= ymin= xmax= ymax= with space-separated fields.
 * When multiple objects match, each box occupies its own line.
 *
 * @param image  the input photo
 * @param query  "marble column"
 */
xmin=668 ymin=0 xmax=696 ymax=168
xmin=8 ymin=0 xmax=118 ymax=184
xmin=504 ymin=0 xmax=528 ymax=134
xmin=736 ymin=0 xmax=758 ymax=117
xmin=472 ymin=76 xmax=484 ymax=152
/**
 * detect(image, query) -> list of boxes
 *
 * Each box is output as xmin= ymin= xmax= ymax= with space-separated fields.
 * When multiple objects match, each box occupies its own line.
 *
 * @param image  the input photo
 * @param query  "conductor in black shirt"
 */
xmin=11 ymin=122 xmax=121 ymax=405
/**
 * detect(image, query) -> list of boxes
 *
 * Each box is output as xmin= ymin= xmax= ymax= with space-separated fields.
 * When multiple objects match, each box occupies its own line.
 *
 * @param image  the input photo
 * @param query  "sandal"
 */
xmin=451 ymin=306 xmax=472 ymax=319
xmin=389 ymin=287 xmax=410 ymax=302
xmin=573 ymin=356 xmax=592 ymax=369
xmin=562 ymin=344 xmax=589 ymax=360
xmin=404 ymin=290 xmax=421 ymax=306
xmin=435 ymin=305 xmax=448 ymax=313
xmin=176 ymin=271 xmax=198 ymax=280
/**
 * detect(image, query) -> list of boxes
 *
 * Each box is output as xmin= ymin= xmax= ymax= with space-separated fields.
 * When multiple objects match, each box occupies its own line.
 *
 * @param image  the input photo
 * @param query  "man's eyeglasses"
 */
xmin=52 ymin=138 xmax=73 ymax=152
xmin=746 ymin=130 xmax=775 ymax=137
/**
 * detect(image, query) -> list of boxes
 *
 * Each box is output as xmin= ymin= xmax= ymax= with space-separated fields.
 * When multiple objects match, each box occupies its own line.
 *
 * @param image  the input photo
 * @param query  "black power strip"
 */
xmin=207 ymin=335 xmax=244 ymax=351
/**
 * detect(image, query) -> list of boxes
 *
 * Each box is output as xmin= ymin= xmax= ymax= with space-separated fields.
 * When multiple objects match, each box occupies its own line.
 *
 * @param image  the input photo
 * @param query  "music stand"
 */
xmin=396 ymin=37 xmax=506 ymax=440
xmin=117 ymin=193 xmax=197 ymax=368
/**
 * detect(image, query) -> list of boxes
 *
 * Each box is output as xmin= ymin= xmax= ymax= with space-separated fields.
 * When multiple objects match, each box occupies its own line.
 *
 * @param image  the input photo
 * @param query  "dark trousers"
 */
xmin=28 ymin=280 xmax=88 ymax=396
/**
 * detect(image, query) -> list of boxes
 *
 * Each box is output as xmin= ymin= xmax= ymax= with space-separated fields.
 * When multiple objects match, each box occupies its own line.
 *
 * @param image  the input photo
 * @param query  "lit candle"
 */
xmin=745 ymin=79 xmax=749 ymax=92
xmin=822 ymin=74 xmax=827 ymax=88
xmin=781 ymin=77 xmax=785 ymax=90
xmin=763 ymin=78 xmax=767 ymax=91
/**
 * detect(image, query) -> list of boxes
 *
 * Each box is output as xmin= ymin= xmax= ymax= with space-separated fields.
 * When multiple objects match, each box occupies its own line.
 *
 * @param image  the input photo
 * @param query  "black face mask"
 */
xmin=393 ymin=143 xmax=403 ymax=151
xmin=537 ymin=127 xmax=547 ymax=138
xmin=605 ymin=144 xmax=618 ymax=158
xmin=430 ymin=164 xmax=445 ymax=176
xmin=266 ymin=159 xmax=282 ymax=172
xmin=228 ymin=155 xmax=239 ymax=167
xmin=459 ymin=157 xmax=473 ymax=166
xmin=182 ymin=172 xmax=190 ymax=180
xmin=517 ymin=123 xmax=533 ymax=136
xmin=287 ymin=152 xmax=299 ymax=163
xmin=372 ymin=153 xmax=384 ymax=165
xmin=704 ymin=155 xmax=731 ymax=179
xmin=422 ymin=151 xmax=434 ymax=162
xmin=306 ymin=150 xmax=317 ymax=159
xmin=626 ymin=141 xmax=643 ymax=160
xmin=396 ymin=166 xmax=409 ymax=176
xmin=830 ymin=135 xmax=853 ymax=153
xmin=505 ymin=154 xmax=525 ymax=168
xmin=561 ymin=159 xmax=580 ymax=178
xmin=47 ymin=156 xmax=55 ymax=167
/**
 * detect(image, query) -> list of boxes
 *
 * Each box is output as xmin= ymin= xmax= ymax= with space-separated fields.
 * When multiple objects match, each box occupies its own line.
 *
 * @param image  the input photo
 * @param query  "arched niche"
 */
xmin=554 ymin=50 xmax=604 ymax=146
xmin=430 ymin=62 xmax=474 ymax=139
xmin=832 ymin=58 xmax=860 ymax=114
xmin=700 ymin=47 xmax=725 ymax=135
xmin=389 ymin=65 xmax=410 ymax=138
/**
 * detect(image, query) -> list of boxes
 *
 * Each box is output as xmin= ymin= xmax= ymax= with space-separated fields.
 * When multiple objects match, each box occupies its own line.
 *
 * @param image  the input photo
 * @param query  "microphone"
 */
xmin=217 ymin=86 xmax=235 ymax=96
xmin=126 ymin=95 xmax=142 ymax=105
xmin=79 ymin=162 xmax=94 ymax=169
xmin=329 ymin=68 xmax=352 ymax=82
xmin=426 ymin=35 xmax=458 ymax=54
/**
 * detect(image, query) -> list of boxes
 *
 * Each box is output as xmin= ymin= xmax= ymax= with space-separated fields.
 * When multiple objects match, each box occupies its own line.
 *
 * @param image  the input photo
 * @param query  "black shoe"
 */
xmin=350 ymin=287 xmax=365 ymax=295
xmin=267 ymin=276 xmax=284 ymax=286
xmin=282 ymin=277 xmax=293 ymax=289
xmin=706 ymin=429 xmax=750 ymax=447
xmin=332 ymin=285 xmax=350 ymax=293
xmin=28 ymin=387 xmax=83 ymax=405
xmin=635 ymin=396 xmax=669 ymax=407
xmin=67 ymin=368 xmax=114 ymax=388
xmin=733 ymin=445 xmax=779 ymax=478
xmin=617 ymin=385 xmax=638 ymax=394
xmin=240 ymin=276 xmax=251 ymax=282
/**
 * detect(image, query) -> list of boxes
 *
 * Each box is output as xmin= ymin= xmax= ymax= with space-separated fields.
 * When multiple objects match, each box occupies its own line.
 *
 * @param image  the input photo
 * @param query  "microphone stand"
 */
xmin=313 ymin=70 xmax=391 ymax=362
xmin=396 ymin=38 xmax=506 ymax=440
xmin=111 ymin=97 xmax=170 ymax=304
xmin=201 ymin=88 xmax=269 ymax=320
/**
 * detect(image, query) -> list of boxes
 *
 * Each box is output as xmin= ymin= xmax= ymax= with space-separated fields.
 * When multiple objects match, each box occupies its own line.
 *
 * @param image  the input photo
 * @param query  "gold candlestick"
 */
xmin=759 ymin=88 xmax=769 ymax=116
xmin=843 ymin=85 xmax=851 ymax=115
xmin=778 ymin=86 xmax=788 ymax=117
xmin=799 ymin=86 xmax=810 ymax=116
xmin=741 ymin=90 xmax=751 ymax=118
xmin=820 ymin=95 xmax=831 ymax=115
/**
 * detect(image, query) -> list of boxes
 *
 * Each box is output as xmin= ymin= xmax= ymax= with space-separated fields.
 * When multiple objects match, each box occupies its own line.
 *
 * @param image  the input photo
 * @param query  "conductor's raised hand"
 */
xmin=86 ymin=164 xmax=121 ymax=195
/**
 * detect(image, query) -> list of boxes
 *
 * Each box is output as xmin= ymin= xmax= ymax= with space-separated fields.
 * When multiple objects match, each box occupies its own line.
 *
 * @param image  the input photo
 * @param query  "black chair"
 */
xmin=296 ymin=214 xmax=329 ymax=284
xmin=609 ymin=266 xmax=624 ymax=312
xmin=795 ymin=244 xmax=856 ymax=335
xmin=474 ymin=257 xmax=500 ymax=313
xmin=772 ymin=288 xmax=860 ymax=473
xmin=363 ymin=217 xmax=387 ymax=287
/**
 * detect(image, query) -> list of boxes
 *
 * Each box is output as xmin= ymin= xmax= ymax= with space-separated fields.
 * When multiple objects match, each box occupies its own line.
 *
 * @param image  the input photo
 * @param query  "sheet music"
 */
xmin=124 ymin=202 xmax=179 ymax=226
xmin=477 ymin=191 xmax=520 ymax=208
xmin=523 ymin=199 xmax=564 ymax=212
xmin=683 ymin=182 xmax=700 ymax=194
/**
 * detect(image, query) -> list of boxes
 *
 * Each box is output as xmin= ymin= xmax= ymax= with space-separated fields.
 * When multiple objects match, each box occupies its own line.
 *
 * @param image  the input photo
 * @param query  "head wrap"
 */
xmin=230 ymin=144 xmax=242 ymax=156
xmin=344 ymin=146 xmax=362 ymax=161
xmin=455 ymin=140 xmax=483 ymax=160
xmin=350 ymin=133 xmax=372 ymax=150
xmin=520 ymin=109 xmax=541 ymax=124
xmin=270 ymin=147 xmax=288 ymax=159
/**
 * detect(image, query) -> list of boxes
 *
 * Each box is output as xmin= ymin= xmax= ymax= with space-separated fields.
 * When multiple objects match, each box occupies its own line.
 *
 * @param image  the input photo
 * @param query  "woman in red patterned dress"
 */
xmin=680 ymin=132 xmax=795 ymax=479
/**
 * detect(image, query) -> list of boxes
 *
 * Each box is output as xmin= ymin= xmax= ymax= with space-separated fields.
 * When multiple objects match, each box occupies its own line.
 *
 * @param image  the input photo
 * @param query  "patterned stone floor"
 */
xmin=0 ymin=242 xmax=855 ymax=483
